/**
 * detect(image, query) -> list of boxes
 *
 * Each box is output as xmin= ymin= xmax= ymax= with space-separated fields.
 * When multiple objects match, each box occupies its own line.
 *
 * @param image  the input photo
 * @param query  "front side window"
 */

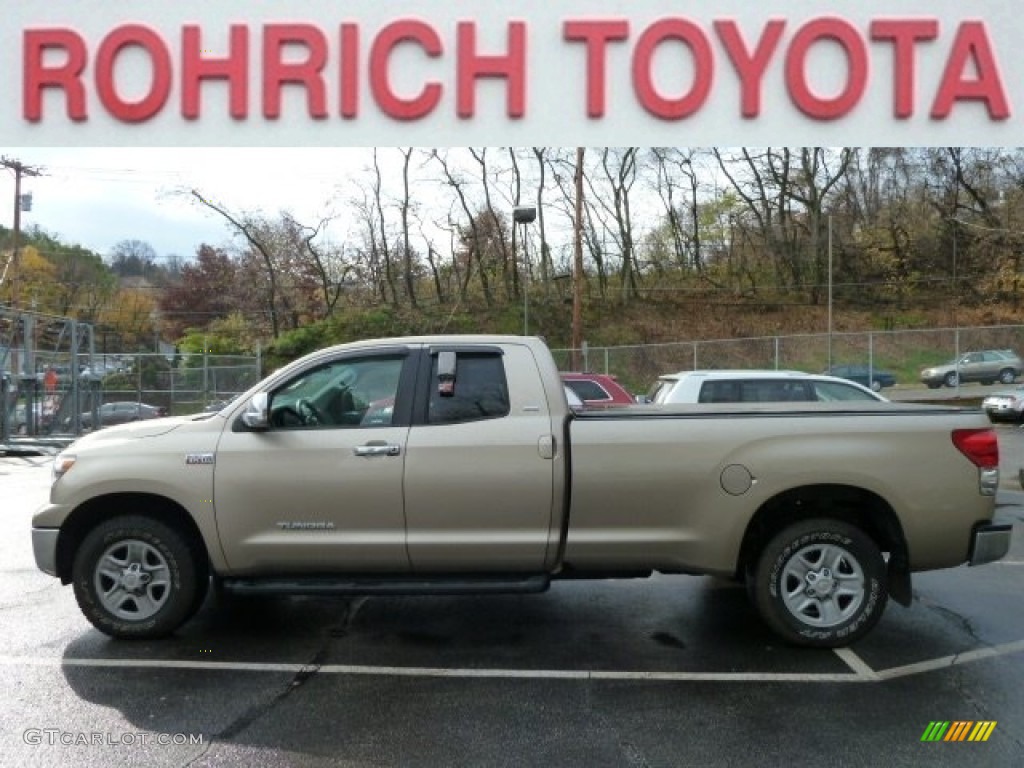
xmin=270 ymin=356 xmax=404 ymax=429
xmin=812 ymin=381 xmax=877 ymax=401
xmin=428 ymin=353 xmax=510 ymax=425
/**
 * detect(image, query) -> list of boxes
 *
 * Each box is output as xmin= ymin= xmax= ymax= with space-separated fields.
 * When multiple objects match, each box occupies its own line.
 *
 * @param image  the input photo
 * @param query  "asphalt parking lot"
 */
xmin=2 ymin=429 xmax=1023 ymax=767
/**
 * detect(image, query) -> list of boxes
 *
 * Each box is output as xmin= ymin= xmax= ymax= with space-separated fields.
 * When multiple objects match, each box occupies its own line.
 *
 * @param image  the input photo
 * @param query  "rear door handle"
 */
xmin=354 ymin=443 xmax=401 ymax=457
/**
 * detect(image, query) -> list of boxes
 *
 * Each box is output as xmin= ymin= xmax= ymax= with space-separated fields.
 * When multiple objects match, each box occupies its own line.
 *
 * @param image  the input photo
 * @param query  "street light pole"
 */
xmin=513 ymin=205 xmax=537 ymax=336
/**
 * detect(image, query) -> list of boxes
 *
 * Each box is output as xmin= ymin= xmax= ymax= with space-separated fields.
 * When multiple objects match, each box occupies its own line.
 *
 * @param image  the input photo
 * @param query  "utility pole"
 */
xmin=1 ymin=156 xmax=43 ymax=309
xmin=2 ymin=156 xmax=43 ymax=380
xmin=571 ymin=147 xmax=585 ymax=371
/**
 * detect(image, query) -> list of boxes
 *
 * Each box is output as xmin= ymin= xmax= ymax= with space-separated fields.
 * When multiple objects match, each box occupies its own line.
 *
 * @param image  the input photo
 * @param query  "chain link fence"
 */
xmin=3 ymin=347 xmax=261 ymax=441
xmin=9 ymin=318 xmax=1024 ymax=439
xmin=551 ymin=324 xmax=1024 ymax=396
xmin=97 ymin=352 xmax=263 ymax=416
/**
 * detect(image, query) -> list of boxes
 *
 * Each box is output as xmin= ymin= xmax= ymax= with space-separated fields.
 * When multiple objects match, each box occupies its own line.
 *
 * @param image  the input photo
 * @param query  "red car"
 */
xmin=560 ymin=372 xmax=636 ymax=407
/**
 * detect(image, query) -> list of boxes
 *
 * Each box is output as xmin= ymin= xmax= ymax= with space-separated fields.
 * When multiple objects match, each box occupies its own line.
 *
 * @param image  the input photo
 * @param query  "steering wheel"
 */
xmin=270 ymin=405 xmax=303 ymax=428
xmin=295 ymin=398 xmax=325 ymax=426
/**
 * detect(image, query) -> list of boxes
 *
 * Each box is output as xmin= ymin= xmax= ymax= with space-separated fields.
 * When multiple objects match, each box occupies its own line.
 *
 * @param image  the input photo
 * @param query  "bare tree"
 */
xmin=432 ymin=149 xmax=493 ymax=306
xmin=372 ymin=149 xmax=399 ymax=306
xmin=189 ymin=190 xmax=293 ymax=337
xmin=468 ymin=147 xmax=515 ymax=300
xmin=399 ymin=147 xmax=418 ymax=308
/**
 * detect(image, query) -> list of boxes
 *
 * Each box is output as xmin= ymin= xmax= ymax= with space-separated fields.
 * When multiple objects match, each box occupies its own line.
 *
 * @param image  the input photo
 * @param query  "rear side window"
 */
xmin=428 ymin=354 xmax=510 ymax=425
xmin=564 ymin=379 xmax=611 ymax=401
xmin=699 ymin=380 xmax=813 ymax=403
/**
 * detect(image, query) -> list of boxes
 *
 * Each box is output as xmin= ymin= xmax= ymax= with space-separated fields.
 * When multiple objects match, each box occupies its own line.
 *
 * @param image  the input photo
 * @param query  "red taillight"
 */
xmin=952 ymin=428 xmax=999 ymax=469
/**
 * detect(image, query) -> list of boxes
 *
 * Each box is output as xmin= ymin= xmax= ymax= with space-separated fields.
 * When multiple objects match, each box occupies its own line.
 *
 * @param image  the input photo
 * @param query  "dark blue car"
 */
xmin=825 ymin=365 xmax=897 ymax=392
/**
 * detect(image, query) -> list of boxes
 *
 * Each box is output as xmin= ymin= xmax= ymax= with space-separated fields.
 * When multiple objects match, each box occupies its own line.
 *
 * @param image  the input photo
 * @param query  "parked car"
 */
xmin=920 ymin=349 xmax=1023 ymax=388
xmin=824 ymin=364 xmax=897 ymax=392
xmin=70 ymin=401 xmax=167 ymax=430
xmin=11 ymin=401 xmax=57 ymax=435
xmin=981 ymin=386 xmax=1024 ymax=422
xmin=648 ymin=370 xmax=886 ymax=405
xmin=560 ymin=372 xmax=635 ymax=407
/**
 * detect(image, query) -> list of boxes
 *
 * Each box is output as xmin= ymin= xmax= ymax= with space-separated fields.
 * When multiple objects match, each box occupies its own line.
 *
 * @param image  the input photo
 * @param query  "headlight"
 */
xmin=52 ymin=453 xmax=76 ymax=481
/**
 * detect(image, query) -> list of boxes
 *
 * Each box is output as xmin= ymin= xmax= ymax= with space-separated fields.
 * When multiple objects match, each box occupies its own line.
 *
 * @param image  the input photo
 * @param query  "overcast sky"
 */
xmin=1 ymin=148 xmax=378 ymax=259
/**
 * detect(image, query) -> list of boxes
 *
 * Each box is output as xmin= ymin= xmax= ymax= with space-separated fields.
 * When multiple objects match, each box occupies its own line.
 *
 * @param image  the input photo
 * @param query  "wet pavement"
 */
xmin=1 ymin=430 xmax=1022 ymax=767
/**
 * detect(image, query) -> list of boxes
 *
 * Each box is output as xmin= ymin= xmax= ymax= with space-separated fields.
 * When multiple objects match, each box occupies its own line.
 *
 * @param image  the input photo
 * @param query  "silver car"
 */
xmin=982 ymin=386 xmax=1024 ymax=422
xmin=920 ymin=349 xmax=1023 ymax=389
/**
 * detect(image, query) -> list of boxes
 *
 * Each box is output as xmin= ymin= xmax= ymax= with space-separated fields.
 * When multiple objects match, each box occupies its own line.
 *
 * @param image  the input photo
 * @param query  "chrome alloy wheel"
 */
xmin=93 ymin=539 xmax=172 ymax=621
xmin=780 ymin=542 xmax=865 ymax=628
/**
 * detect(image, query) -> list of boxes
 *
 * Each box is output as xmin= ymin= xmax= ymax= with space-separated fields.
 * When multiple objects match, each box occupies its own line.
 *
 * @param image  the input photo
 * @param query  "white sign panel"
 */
xmin=2 ymin=1 xmax=1021 ymax=146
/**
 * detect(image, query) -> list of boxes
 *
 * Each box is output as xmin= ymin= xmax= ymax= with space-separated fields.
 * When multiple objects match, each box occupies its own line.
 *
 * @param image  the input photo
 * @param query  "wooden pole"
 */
xmin=571 ymin=148 xmax=585 ymax=370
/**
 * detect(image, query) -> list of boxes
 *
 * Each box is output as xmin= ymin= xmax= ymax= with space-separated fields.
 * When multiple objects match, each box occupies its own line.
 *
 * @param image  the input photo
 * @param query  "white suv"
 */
xmin=648 ymin=370 xmax=886 ymax=405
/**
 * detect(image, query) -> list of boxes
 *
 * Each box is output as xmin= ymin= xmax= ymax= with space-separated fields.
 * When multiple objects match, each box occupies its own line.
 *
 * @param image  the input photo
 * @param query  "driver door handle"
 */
xmin=354 ymin=442 xmax=401 ymax=458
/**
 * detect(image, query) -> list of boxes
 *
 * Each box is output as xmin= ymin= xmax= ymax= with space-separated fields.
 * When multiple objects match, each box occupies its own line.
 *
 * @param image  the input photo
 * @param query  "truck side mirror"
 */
xmin=438 ymin=351 xmax=456 ymax=397
xmin=242 ymin=393 xmax=270 ymax=430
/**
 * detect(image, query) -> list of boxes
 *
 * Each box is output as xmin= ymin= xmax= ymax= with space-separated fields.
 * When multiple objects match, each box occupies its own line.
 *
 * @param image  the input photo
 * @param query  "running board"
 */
xmin=220 ymin=574 xmax=551 ymax=597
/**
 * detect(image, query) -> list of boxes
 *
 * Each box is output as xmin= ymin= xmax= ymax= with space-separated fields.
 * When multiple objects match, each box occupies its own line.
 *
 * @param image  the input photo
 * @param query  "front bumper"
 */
xmin=32 ymin=528 xmax=59 ymax=577
xmin=968 ymin=523 xmax=1012 ymax=566
xmin=982 ymin=402 xmax=1022 ymax=419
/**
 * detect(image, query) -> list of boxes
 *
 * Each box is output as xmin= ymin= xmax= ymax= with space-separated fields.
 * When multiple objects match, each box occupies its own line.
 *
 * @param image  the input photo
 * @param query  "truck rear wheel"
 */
xmin=72 ymin=516 xmax=205 ymax=639
xmin=752 ymin=519 xmax=888 ymax=648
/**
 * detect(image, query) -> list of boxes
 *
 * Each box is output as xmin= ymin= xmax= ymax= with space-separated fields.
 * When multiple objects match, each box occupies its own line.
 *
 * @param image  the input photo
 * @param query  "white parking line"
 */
xmin=832 ymin=648 xmax=880 ymax=681
xmin=875 ymin=638 xmax=1024 ymax=681
xmin=0 ymin=640 xmax=1020 ymax=683
xmin=0 ymin=655 xmax=864 ymax=682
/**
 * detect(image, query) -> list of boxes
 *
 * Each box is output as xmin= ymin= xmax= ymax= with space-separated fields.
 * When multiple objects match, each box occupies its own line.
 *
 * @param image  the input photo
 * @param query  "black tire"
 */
xmin=869 ymin=380 xmax=882 ymax=393
xmin=751 ymin=519 xmax=888 ymax=648
xmin=999 ymin=368 xmax=1016 ymax=385
xmin=944 ymin=372 xmax=959 ymax=388
xmin=72 ymin=516 xmax=205 ymax=639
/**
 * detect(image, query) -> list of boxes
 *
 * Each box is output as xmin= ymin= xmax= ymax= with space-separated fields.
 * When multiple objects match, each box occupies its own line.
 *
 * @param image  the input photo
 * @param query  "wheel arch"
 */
xmin=55 ymin=493 xmax=209 ymax=585
xmin=736 ymin=483 xmax=911 ymax=604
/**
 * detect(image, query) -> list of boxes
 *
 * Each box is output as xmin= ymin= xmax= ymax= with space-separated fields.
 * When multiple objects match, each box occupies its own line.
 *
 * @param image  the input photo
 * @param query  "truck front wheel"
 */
xmin=751 ymin=519 xmax=888 ymax=648
xmin=72 ymin=516 xmax=205 ymax=639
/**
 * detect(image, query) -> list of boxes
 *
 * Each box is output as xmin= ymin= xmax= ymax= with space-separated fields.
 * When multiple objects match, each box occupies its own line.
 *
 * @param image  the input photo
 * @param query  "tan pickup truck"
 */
xmin=32 ymin=335 xmax=1012 ymax=647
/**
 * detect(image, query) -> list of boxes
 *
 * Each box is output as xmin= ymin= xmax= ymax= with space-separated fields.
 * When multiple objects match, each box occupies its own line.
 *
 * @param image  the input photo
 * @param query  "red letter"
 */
xmin=871 ymin=19 xmax=938 ymax=119
xmin=786 ymin=18 xmax=867 ymax=120
xmin=263 ymin=24 xmax=328 ymax=119
xmin=369 ymin=21 xmax=442 ymax=121
xmin=23 ymin=28 xmax=88 ymax=122
xmin=931 ymin=21 xmax=1010 ymax=120
xmin=457 ymin=21 xmax=526 ymax=118
xmin=340 ymin=23 xmax=359 ymax=118
xmin=95 ymin=25 xmax=172 ymax=123
xmin=715 ymin=20 xmax=785 ymax=118
xmin=563 ymin=20 xmax=629 ymax=118
xmin=182 ymin=25 xmax=249 ymax=120
xmin=633 ymin=19 xmax=713 ymax=120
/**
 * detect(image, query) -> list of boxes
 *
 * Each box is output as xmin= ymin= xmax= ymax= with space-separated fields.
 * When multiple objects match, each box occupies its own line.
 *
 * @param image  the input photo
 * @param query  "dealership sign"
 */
xmin=2 ymin=1 xmax=1020 ymax=145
